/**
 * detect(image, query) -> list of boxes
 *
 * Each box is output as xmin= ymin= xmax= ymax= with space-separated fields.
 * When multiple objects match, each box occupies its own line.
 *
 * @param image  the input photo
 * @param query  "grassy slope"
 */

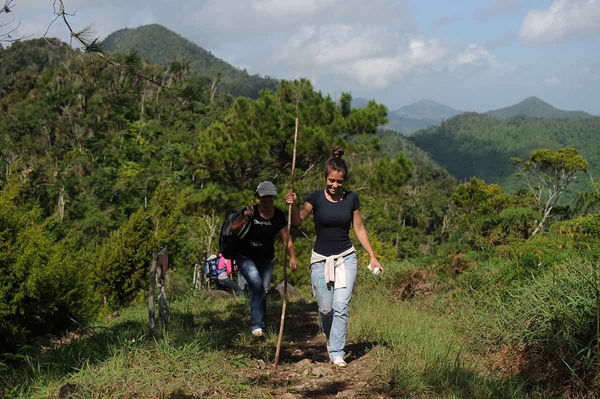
xmin=4 ymin=262 xmax=530 ymax=399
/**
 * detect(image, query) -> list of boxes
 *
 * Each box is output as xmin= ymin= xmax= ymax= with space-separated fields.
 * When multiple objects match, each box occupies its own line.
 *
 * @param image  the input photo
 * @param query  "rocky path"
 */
xmin=246 ymin=303 xmax=384 ymax=399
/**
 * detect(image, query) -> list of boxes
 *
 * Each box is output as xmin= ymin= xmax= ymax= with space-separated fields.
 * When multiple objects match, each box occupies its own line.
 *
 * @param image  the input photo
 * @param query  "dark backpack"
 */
xmin=218 ymin=206 xmax=254 ymax=260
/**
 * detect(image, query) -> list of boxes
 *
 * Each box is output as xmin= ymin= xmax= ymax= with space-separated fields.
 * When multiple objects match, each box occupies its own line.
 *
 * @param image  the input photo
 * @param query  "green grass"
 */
xmin=350 ymin=260 xmax=529 ymax=398
xmin=455 ymin=255 xmax=600 ymax=394
xmin=3 ymin=255 xmax=599 ymax=398
xmin=1 ymin=294 xmax=277 ymax=398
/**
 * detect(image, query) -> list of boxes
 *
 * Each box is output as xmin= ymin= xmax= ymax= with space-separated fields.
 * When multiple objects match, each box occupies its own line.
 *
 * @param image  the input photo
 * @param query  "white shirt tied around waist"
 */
xmin=310 ymin=246 xmax=356 ymax=289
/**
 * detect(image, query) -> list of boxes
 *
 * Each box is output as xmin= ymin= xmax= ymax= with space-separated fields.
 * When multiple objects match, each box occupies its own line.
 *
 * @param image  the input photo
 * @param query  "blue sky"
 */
xmin=6 ymin=0 xmax=600 ymax=114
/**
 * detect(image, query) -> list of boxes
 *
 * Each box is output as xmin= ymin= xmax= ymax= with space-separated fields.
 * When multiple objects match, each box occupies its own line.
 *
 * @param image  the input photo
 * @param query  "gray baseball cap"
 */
xmin=256 ymin=181 xmax=277 ymax=196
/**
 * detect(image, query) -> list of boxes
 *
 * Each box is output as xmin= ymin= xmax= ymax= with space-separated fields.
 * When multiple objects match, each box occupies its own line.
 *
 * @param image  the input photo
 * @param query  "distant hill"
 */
xmin=102 ymin=24 xmax=278 ymax=99
xmin=408 ymin=112 xmax=600 ymax=200
xmin=487 ymin=96 xmax=593 ymax=119
xmin=351 ymin=97 xmax=372 ymax=108
xmin=386 ymin=99 xmax=462 ymax=136
xmin=393 ymin=99 xmax=462 ymax=120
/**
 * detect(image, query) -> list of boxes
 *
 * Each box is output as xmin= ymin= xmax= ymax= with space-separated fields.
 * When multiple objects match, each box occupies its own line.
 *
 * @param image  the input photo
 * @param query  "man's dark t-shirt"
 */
xmin=238 ymin=206 xmax=286 ymax=262
xmin=306 ymin=189 xmax=360 ymax=256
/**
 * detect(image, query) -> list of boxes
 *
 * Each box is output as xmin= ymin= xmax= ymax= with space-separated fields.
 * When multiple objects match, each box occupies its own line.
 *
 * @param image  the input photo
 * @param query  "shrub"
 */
xmin=0 ymin=179 xmax=95 ymax=350
xmin=551 ymin=214 xmax=600 ymax=239
xmin=93 ymin=208 xmax=154 ymax=311
xmin=498 ymin=207 xmax=538 ymax=239
xmin=93 ymin=182 xmax=187 ymax=311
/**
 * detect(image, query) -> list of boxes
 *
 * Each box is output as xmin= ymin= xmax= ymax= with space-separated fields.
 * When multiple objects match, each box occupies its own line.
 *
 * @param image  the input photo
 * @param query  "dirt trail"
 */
xmin=247 ymin=302 xmax=382 ymax=399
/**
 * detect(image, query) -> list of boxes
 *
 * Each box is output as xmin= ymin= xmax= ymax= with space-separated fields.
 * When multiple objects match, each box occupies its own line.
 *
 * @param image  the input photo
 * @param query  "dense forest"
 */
xmin=408 ymin=112 xmax=600 ymax=198
xmin=0 ymin=38 xmax=434 ymax=341
xmin=2 ymin=37 xmax=600 ymax=397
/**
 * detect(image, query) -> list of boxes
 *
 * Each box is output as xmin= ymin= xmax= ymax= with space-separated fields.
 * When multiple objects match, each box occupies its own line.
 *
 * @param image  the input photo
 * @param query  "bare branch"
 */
xmin=43 ymin=13 xmax=61 ymax=38
xmin=44 ymin=0 xmax=184 ymax=101
xmin=1 ymin=1 xmax=32 ymax=42
xmin=1 ymin=0 xmax=16 ymax=14
xmin=0 ymin=18 xmax=17 ymax=37
xmin=0 ymin=17 xmax=16 ymax=28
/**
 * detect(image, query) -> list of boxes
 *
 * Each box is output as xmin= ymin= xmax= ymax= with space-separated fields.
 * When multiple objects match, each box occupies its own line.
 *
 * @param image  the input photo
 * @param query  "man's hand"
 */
xmin=243 ymin=205 xmax=255 ymax=218
xmin=289 ymin=256 xmax=298 ymax=272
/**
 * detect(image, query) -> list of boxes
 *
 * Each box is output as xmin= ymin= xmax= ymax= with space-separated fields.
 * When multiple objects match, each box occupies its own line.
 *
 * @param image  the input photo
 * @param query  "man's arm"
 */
xmin=230 ymin=206 xmax=254 ymax=233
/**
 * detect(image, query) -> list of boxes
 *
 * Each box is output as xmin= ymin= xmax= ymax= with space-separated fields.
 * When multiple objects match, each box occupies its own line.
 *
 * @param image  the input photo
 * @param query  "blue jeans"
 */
xmin=217 ymin=275 xmax=242 ymax=296
xmin=237 ymin=272 xmax=248 ymax=296
xmin=237 ymin=256 xmax=274 ymax=331
xmin=311 ymin=252 xmax=358 ymax=359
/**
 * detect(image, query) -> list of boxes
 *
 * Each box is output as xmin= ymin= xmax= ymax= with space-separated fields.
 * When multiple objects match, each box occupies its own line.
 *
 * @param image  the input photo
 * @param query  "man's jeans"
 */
xmin=237 ymin=272 xmax=248 ymax=296
xmin=237 ymin=256 xmax=274 ymax=331
xmin=217 ymin=275 xmax=242 ymax=296
xmin=311 ymin=252 xmax=357 ymax=359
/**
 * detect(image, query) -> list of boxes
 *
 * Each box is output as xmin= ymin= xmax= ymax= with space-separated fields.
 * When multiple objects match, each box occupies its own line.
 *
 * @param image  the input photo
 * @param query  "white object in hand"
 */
xmin=367 ymin=263 xmax=381 ymax=275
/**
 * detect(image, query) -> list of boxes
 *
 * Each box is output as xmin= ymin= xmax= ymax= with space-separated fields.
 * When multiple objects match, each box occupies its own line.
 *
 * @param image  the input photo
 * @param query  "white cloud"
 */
xmin=408 ymin=37 xmax=447 ymax=65
xmin=343 ymin=57 xmax=404 ymax=88
xmin=450 ymin=44 xmax=514 ymax=71
xmin=339 ymin=39 xmax=448 ymax=88
xmin=273 ymin=25 xmax=512 ymax=90
xmin=520 ymin=0 xmax=600 ymax=44
xmin=338 ymin=37 xmax=449 ymax=88
xmin=274 ymin=24 xmax=392 ymax=67
xmin=8 ymin=0 xmax=415 ymax=54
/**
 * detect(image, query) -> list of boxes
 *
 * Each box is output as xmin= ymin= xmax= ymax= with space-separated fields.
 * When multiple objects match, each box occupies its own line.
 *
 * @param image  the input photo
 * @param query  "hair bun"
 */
xmin=331 ymin=147 xmax=344 ymax=159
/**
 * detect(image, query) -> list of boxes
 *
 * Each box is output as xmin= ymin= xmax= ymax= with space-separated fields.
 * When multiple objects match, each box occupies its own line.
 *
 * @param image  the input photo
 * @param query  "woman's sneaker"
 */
xmin=252 ymin=328 xmax=264 ymax=338
xmin=331 ymin=356 xmax=347 ymax=368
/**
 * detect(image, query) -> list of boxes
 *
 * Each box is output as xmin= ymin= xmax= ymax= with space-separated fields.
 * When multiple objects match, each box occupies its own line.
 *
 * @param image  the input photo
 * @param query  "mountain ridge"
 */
xmin=487 ymin=96 xmax=593 ymax=119
xmin=392 ymin=99 xmax=462 ymax=120
xmin=407 ymin=111 xmax=600 ymax=200
xmin=101 ymin=24 xmax=278 ymax=98
xmin=385 ymin=99 xmax=462 ymax=136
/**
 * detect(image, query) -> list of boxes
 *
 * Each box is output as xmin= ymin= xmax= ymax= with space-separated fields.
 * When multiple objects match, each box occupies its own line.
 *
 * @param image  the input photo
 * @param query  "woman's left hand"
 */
xmin=370 ymin=258 xmax=385 ymax=275
xmin=289 ymin=256 xmax=298 ymax=272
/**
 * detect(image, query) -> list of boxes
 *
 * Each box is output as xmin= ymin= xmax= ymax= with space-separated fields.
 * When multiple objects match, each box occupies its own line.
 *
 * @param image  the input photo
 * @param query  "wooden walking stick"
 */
xmin=274 ymin=114 xmax=300 ymax=368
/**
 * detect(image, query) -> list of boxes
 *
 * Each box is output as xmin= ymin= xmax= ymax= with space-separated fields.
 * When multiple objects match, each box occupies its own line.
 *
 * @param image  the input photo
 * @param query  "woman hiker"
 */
xmin=285 ymin=147 xmax=384 ymax=367
xmin=213 ymin=253 xmax=243 ymax=297
xmin=231 ymin=181 xmax=297 ymax=337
